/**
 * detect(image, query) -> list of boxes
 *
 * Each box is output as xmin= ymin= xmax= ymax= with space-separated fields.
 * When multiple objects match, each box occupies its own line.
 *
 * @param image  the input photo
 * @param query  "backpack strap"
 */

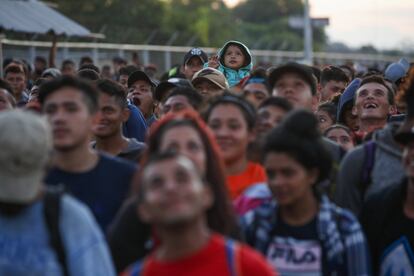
xmin=127 ymin=259 xmax=148 ymax=276
xmin=44 ymin=189 xmax=70 ymax=276
xmin=360 ymin=140 xmax=377 ymax=196
xmin=225 ymin=239 xmax=241 ymax=276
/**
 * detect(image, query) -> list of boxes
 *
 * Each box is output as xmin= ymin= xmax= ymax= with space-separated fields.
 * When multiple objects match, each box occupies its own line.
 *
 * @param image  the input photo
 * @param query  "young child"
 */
xmin=207 ymin=40 xmax=252 ymax=87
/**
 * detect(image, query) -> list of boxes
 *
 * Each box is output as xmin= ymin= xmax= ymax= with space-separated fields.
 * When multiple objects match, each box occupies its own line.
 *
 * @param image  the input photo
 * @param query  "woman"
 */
xmin=316 ymin=101 xmax=337 ymax=132
xmin=324 ymin=124 xmax=356 ymax=151
xmin=108 ymin=110 xmax=238 ymax=273
xmin=205 ymin=93 xmax=266 ymax=200
xmin=241 ymin=110 xmax=371 ymax=275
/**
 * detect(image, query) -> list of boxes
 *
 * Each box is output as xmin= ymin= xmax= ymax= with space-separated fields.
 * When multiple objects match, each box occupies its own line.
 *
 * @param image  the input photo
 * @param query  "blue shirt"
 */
xmin=45 ymin=153 xmax=136 ymax=230
xmin=0 ymin=195 xmax=115 ymax=276
xmin=123 ymin=104 xmax=148 ymax=142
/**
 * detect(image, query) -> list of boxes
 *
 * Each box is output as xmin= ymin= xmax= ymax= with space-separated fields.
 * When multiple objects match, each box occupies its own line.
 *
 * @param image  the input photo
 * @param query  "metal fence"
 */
xmin=1 ymin=38 xmax=409 ymax=74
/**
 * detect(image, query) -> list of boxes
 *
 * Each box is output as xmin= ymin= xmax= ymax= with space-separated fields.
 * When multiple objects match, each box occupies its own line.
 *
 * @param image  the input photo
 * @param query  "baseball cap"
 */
xmin=128 ymin=70 xmax=157 ymax=88
xmin=385 ymin=62 xmax=406 ymax=84
xmin=0 ymin=110 xmax=52 ymax=203
xmin=154 ymin=78 xmax=193 ymax=102
xmin=41 ymin=68 xmax=62 ymax=79
xmin=192 ymin=68 xmax=229 ymax=90
xmin=183 ymin=48 xmax=208 ymax=66
xmin=268 ymin=62 xmax=317 ymax=95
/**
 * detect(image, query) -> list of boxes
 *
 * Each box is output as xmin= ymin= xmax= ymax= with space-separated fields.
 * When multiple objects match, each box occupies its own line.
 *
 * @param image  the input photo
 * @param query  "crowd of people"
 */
xmin=0 ymin=39 xmax=413 ymax=275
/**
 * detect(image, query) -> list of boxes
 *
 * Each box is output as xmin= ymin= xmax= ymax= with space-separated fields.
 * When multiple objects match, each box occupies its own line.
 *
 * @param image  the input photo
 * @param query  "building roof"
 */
xmin=0 ymin=0 xmax=92 ymax=37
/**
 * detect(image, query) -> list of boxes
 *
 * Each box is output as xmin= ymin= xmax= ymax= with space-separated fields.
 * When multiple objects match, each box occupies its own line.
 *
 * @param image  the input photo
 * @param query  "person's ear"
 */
xmin=317 ymin=83 xmax=322 ymax=92
xmin=91 ymin=109 xmax=101 ymax=125
xmin=309 ymin=168 xmax=320 ymax=187
xmin=121 ymin=107 xmax=130 ymax=123
xmin=138 ymin=202 xmax=152 ymax=223
xmin=352 ymin=105 xmax=358 ymax=116
xmin=311 ymin=94 xmax=319 ymax=112
xmin=201 ymin=184 xmax=214 ymax=210
xmin=248 ymin=128 xmax=257 ymax=143
xmin=389 ymin=105 xmax=397 ymax=115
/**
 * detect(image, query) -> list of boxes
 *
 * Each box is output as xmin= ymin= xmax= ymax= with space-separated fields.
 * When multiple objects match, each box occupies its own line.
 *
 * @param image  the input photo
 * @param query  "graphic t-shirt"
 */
xmin=267 ymin=216 xmax=325 ymax=276
xmin=380 ymin=236 xmax=414 ymax=276
xmin=375 ymin=210 xmax=414 ymax=275
xmin=45 ymin=153 xmax=136 ymax=230
xmin=122 ymin=234 xmax=276 ymax=276
xmin=226 ymin=162 xmax=266 ymax=200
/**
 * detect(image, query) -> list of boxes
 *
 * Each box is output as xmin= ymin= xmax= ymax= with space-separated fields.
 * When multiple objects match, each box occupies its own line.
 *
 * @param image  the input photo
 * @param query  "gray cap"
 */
xmin=0 ymin=110 xmax=52 ymax=203
xmin=41 ymin=68 xmax=62 ymax=79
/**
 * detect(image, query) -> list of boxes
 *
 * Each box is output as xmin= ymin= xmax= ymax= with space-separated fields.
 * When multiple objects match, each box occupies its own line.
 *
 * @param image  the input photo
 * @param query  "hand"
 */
xmin=208 ymin=55 xmax=219 ymax=69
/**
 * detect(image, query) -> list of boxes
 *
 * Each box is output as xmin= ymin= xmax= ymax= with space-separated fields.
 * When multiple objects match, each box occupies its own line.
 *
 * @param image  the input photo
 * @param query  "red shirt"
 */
xmin=122 ymin=234 xmax=276 ymax=276
xmin=227 ymin=162 xmax=267 ymax=200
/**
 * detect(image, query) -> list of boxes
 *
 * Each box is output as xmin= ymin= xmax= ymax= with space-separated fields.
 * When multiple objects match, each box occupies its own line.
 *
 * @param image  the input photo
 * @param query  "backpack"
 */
xmin=359 ymin=140 xmax=377 ymax=196
xmin=128 ymin=239 xmax=240 ymax=276
xmin=43 ymin=189 xmax=70 ymax=276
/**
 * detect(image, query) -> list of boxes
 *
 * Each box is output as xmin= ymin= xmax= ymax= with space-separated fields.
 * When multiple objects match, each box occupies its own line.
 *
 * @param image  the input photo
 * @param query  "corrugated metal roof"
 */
xmin=0 ymin=0 xmax=91 ymax=37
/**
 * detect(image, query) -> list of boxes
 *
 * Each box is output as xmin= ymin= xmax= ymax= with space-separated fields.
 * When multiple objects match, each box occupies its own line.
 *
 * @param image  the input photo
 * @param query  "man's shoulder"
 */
xmin=364 ymin=180 xmax=405 ymax=211
xmin=98 ymin=153 xmax=137 ymax=171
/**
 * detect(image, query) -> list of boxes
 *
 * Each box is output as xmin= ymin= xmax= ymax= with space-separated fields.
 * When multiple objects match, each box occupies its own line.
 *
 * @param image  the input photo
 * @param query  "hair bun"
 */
xmin=281 ymin=109 xmax=320 ymax=139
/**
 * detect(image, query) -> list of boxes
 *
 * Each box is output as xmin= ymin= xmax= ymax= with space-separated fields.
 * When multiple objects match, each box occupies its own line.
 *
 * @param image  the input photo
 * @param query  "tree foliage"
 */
xmin=44 ymin=0 xmax=326 ymax=50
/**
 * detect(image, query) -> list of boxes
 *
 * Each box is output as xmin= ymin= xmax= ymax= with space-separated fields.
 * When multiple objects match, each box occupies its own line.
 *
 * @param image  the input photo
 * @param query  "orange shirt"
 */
xmin=226 ymin=162 xmax=267 ymax=200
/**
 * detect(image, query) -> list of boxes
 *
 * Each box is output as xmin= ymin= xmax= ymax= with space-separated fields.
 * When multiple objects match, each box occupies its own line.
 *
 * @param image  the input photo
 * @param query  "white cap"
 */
xmin=0 ymin=110 xmax=52 ymax=203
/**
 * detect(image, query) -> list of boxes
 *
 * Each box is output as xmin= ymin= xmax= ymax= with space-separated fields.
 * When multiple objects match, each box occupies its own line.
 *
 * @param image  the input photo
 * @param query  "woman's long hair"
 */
xmin=136 ymin=110 xmax=239 ymax=237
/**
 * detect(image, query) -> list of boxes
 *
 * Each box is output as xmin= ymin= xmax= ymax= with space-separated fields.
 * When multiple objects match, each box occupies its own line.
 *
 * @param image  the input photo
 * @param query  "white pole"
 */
xmin=0 ymin=34 xmax=4 ymax=78
xmin=304 ymin=0 xmax=313 ymax=65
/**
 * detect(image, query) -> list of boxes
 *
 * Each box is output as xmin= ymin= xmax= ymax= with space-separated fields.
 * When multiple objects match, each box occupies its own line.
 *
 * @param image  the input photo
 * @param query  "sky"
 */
xmin=224 ymin=0 xmax=414 ymax=50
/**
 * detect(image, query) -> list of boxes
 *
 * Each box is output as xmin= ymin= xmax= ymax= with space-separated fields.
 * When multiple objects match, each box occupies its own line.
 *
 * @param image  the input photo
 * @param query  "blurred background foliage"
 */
xmin=46 ymin=0 xmax=327 ymax=51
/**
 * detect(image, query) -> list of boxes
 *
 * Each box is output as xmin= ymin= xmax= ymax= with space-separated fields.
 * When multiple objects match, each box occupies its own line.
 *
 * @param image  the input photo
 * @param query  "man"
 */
xmin=0 ymin=79 xmax=16 ymax=111
xmin=352 ymin=75 xmax=396 ymax=135
xmin=0 ymin=110 xmax=115 ymax=275
xmin=32 ymin=56 xmax=47 ymax=80
xmin=109 ymin=65 xmax=148 ymax=143
xmin=360 ymin=83 xmax=414 ymax=274
xmin=319 ymin=65 xmax=349 ymax=102
xmin=61 ymin=59 xmax=76 ymax=76
xmin=39 ymin=76 xmax=136 ymax=230
xmin=122 ymin=152 xmax=276 ymax=276
xmin=242 ymin=69 xmax=270 ymax=109
xmin=269 ymin=62 xmax=318 ymax=110
xmin=335 ymin=78 xmax=403 ymax=216
xmin=127 ymin=70 xmax=158 ymax=126
xmin=154 ymin=77 xmax=193 ymax=105
xmin=192 ymin=68 xmax=229 ymax=100
xmin=161 ymin=87 xmax=203 ymax=116
xmin=92 ymin=79 xmax=146 ymax=162
xmin=255 ymin=97 xmax=293 ymax=142
xmin=113 ymin=57 xmax=127 ymax=80
xmin=247 ymin=97 xmax=293 ymax=164
xmin=4 ymin=64 xmax=29 ymax=107
xmin=118 ymin=65 xmax=139 ymax=90
xmin=182 ymin=48 xmax=208 ymax=80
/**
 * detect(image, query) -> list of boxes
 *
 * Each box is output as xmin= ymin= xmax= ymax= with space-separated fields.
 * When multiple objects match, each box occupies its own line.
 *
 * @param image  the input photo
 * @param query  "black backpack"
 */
xmin=43 ymin=189 xmax=70 ymax=276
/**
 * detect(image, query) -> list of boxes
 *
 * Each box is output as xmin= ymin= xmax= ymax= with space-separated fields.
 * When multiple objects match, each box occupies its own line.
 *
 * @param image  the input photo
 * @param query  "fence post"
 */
xmin=0 ymin=34 xmax=4 ymax=78
xmin=142 ymin=50 xmax=150 ymax=66
xmin=164 ymin=51 xmax=171 ymax=72
xmin=29 ymin=45 xmax=36 ymax=64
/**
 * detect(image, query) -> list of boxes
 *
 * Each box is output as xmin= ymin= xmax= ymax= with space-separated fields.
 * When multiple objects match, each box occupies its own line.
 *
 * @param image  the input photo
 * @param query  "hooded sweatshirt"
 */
xmin=334 ymin=122 xmax=404 ymax=216
xmin=206 ymin=41 xmax=253 ymax=87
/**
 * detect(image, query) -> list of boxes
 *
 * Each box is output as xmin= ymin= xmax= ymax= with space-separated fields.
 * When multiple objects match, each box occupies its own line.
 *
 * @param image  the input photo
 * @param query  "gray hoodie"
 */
xmin=334 ymin=122 xmax=404 ymax=216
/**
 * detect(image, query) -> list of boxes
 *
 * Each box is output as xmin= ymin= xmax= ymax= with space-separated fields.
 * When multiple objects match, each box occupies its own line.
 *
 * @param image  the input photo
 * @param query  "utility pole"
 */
xmin=304 ymin=0 xmax=313 ymax=65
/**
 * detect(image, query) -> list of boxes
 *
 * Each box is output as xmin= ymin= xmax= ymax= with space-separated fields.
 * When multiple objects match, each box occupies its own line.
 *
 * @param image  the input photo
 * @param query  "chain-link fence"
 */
xmin=1 ymin=38 xmax=408 ymax=75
